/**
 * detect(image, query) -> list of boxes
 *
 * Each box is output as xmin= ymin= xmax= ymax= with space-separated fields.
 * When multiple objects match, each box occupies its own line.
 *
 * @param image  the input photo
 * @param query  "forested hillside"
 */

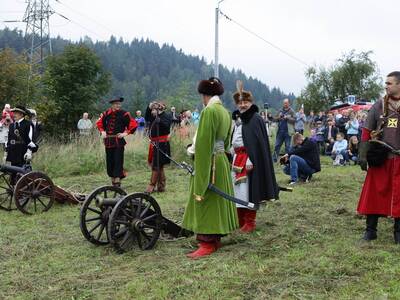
xmin=0 ymin=28 xmax=294 ymax=111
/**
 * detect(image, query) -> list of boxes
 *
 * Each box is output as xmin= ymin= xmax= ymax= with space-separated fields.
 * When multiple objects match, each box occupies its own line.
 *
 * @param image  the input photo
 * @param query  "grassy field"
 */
xmin=1 ymin=133 xmax=400 ymax=299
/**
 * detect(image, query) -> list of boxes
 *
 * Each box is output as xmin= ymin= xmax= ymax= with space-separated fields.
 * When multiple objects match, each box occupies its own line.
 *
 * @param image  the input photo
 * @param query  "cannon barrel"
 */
xmin=95 ymin=197 xmax=119 ymax=207
xmin=0 ymin=164 xmax=29 ymax=175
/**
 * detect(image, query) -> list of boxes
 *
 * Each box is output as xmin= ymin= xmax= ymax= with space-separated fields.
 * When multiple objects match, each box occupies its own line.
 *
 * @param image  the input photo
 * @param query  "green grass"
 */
xmin=1 ymin=135 xmax=399 ymax=299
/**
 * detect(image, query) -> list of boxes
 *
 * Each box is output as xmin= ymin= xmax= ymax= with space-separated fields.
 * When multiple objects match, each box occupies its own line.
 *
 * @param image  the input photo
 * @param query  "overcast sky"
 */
xmin=1 ymin=0 xmax=398 ymax=95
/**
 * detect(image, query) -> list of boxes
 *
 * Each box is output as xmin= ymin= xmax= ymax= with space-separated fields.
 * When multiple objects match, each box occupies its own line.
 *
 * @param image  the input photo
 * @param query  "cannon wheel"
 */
xmin=108 ymin=193 xmax=163 ymax=253
xmin=14 ymin=171 xmax=55 ymax=215
xmin=0 ymin=174 xmax=15 ymax=211
xmin=80 ymin=185 xmax=126 ymax=245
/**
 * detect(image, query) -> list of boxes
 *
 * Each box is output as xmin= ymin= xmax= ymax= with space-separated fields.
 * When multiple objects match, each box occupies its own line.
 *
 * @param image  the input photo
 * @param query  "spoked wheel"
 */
xmin=14 ymin=172 xmax=55 ymax=215
xmin=0 ymin=174 xmax=15 ymax=211
xmin=80 ymin=185 xmax=126 ymax=245
xmin=108 ymin=193 xmax=163 ymax=253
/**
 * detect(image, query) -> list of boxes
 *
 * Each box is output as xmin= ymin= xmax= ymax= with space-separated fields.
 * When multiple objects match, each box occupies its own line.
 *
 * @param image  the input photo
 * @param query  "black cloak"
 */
xmin=237 ymin=105 xmax=279 ymax=207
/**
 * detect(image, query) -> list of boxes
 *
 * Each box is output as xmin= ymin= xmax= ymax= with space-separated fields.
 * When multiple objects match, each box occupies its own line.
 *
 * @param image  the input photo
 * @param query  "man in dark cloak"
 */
xmin=231 ymin=81 xmax=279 ymax=232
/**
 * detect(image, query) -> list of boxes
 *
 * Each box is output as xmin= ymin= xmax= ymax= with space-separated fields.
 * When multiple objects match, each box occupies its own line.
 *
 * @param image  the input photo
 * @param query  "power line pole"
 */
xmin=23 ymin=0 xmax=54 ymax=72
xmin=214 ymin=0 xmax=225 ymax=78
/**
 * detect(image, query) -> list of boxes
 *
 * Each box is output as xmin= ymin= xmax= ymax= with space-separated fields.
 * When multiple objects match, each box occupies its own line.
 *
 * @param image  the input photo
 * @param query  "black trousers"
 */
xmin=105 ymin=147 xmax=124 ymax=178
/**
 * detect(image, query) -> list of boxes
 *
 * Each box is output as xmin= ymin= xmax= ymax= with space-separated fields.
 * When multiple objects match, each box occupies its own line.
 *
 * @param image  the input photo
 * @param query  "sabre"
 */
xmin=149 ymin=141 xmax=292 ymax=210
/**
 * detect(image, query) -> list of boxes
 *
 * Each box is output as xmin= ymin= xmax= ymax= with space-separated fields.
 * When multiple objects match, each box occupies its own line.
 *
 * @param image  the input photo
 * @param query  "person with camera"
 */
xmin=182 ymin=77 xmax=238 ymax=259
xmin=144 ymin=100 xmax=172 ymax=193
xmin=4 ymin=106 xmax=37 ymax=183
xmin=230 ymin=81 xmax=279 ymax=233
xmin=96 ymin=97 xmax=138 ymax=187
xmin=281 ymin=133 xmax=321 ymax=185
xmin=357 ymin=71 xmax=400 ymax=243
xmin=272 ymin=99 xmax=295 ymax=162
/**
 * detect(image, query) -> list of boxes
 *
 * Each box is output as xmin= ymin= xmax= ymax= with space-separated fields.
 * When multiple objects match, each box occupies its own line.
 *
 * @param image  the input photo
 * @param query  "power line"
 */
xmin=219 ymin=10 xmax=310 ymax=68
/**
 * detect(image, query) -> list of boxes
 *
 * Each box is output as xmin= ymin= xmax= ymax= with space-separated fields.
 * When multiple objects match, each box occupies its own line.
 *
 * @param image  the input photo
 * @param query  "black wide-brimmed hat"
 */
xmin=109 ymin=97 xmax=124 ymax=104
xmin=197 ymin=77 xmax=224 ymax=96
xmin=11 ymin=105 xmax=29 ymax=116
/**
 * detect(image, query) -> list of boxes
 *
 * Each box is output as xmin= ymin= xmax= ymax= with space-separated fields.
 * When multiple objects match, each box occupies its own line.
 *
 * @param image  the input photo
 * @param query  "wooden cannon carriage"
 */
xmin=80 ymin=186 xmax=192 ymax=253
xmin=0 ymin=163 xmax=83 ymax=214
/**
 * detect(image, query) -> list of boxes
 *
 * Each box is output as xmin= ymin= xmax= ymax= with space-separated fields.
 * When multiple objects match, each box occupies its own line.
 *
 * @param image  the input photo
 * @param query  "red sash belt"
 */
xmin=233 ymin=146 xmax=248 ymax=184
xmin=148 ymin=135 xmax=169 ymax=164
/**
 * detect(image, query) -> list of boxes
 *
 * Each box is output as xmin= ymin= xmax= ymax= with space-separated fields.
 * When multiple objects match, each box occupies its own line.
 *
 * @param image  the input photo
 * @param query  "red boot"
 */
xmin=187 ymin=242 xmax=218 ymax=259
xmin=237 ymin=208 xmax=246 ymax=227
xmin=240 ymin=209 xmax=257 ymax=233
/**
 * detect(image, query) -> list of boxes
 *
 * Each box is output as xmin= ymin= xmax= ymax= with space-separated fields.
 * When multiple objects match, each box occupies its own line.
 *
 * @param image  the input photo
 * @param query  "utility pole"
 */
xmin=23 ymin=0 xmax=54 ymax=72
xmin=214 ymin=0 xmax=225 ymax=78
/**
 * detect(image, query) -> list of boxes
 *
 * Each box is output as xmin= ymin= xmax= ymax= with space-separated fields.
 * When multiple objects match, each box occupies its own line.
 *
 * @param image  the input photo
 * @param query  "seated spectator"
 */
xmin=331 ymin=132 xmax=348 ymax=166
xmin=280 ymin=133 xmax=321 ymax=185
xmin=323 ymin=118 xmax=338 ymax=155
xmin=337 ymin=110 xmax=350 ymax=137
xmin=347 ymin=135 xmax=359 ymax=165
xmin=345 ymin=112 xmax=359 ymax=140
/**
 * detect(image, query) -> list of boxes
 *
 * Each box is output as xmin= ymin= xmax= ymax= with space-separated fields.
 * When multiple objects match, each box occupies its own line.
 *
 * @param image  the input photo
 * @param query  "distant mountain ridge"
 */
xmin=0 ymin=28 xmax=295 ymax=111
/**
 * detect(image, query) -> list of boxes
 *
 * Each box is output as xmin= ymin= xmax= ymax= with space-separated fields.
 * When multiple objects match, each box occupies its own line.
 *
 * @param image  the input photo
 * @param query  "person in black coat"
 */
xmin=281 ymin=133 xmax=321 ymax=184
xmin=231 ymin=81 xmax=279 ymax=233
xmin=145 ymin=101 xmax=172 ymax=193
xmin=5 ymin=105 xmax=37 ymax=184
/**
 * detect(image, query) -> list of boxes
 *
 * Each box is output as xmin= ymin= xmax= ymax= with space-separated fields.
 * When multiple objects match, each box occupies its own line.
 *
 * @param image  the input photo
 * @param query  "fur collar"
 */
xmin=239 ymin=104 xmax=259 ymax=123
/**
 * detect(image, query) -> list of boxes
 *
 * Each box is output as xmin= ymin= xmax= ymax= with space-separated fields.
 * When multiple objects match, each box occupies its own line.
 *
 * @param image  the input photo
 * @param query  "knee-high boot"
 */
xmin=394 ymin=218 xmax=400 ymax=244
xmin=145 ymin=170 xmax=159 ymax=193
xmin=363 ymin=214 xmax=378 ymax=241
xmin=157 ymin=167 xmax=166 ymax=192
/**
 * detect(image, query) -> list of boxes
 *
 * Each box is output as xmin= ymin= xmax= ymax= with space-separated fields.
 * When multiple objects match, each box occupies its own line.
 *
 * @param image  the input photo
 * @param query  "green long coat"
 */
xmin=182 ymin=97 xmax=239 ymax=234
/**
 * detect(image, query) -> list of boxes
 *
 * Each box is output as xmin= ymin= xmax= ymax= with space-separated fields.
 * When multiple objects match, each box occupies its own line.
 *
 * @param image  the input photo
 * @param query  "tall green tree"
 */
xmin=298 ymin=50 xmax=383 ymax=112
xmin=0 ymin=48 xmax=38 ymax=106
xmin=43 ymin=44 xmax=111 ymax=133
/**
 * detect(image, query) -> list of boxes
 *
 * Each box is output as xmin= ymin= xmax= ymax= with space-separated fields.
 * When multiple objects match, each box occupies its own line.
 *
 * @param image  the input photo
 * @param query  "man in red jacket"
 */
xmin=96 ymin=97 xmax=137 ymax=187
xmin=357 ymin=71 xmax=400 ymax=243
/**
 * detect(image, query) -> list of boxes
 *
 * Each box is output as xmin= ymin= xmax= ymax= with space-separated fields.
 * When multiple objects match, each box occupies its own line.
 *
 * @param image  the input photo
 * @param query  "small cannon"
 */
xmin=0 ymin=163 xmax=83 ymax=214
xmin=80 ymin=186 xmax=191 ymax=253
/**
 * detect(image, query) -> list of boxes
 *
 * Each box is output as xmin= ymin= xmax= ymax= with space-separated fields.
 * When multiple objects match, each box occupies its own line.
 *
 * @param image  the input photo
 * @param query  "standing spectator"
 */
xmin=307 ymin=110 xmax=316 ymax=128
xmin=0 ymin=104 xmax=13 ymax=149
xmin=135 ymin=110 xmax=145 ymax=135
xmin=191 ymin=108 xmax=200 ymax=125
xmin=179 ymin=110 xmax=192 ymax=139
xmin=345 ymin=112 xmax=359 ymax=140
xmin=77 ymin=112 xmax=93 ymax=136
xmin=323 ymin=118 xmax=338 ymax=155
xmin=28 ymin=109 xmax=43 ymax=144
xmin=170 ymin=106 xmax=180 ymax=128
xmin=315 ymin=111 xmax=326 ymax=124
xmin=331 ymin=132 xmax=348 ymax=166
xmin=272 ymin=98 xmax=295 ymax=162
xmin=281 ymin=133 xmax=321 ymax=185
xmin=337 ymin=110 xmax=350 ymax=137
xmin=295 ymin=108 xmax=307 ymax=134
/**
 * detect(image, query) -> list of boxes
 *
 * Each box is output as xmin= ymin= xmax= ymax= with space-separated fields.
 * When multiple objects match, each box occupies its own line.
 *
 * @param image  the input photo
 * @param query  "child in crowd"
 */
xmin=347 ymin=135 xmax=359 ymax=165
xmin=331 ymin=132 xmax=348 ymax=166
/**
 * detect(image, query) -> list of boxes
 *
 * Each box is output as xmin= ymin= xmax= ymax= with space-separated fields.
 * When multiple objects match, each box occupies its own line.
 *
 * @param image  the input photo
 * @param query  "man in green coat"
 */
xmin=183 ymin=77 xmax=239 ymax=259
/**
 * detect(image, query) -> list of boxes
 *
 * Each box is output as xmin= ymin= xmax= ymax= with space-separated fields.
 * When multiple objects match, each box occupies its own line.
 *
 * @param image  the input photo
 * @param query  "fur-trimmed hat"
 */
xmin=11 ymin=105 xmax=29 ymax=116
xmin=109 ymin=97 xmax=124 ymax=103
xmin=197 ymin=77 xmax=224 ymax=96
xmin=233 ymin=80 xmax=253 ymax=103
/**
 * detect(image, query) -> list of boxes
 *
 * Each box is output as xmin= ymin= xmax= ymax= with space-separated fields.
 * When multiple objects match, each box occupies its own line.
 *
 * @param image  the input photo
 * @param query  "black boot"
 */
xmin=363 ymin=215 xmax=378 ymax=241
xmin=394 ymin=218 xmax=400 ymax=244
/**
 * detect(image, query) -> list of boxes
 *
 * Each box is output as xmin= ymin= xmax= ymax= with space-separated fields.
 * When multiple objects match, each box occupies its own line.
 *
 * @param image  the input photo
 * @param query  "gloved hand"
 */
xmin=3 ymin=152 xmax=7 ymax=163
xmin=101 ymin=131 xmax=107 ymax=139
xmin=24 ymin=149 xmax=32 ymax=162
xmin=358 ymin=141 xmax=369 ymax=171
